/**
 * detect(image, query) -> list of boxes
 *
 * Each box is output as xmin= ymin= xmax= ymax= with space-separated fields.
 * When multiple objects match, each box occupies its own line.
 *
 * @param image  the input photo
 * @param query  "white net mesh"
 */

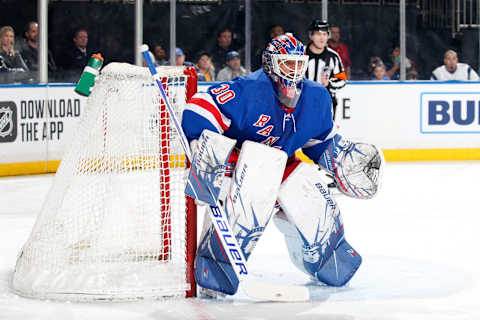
xmin=12 ymin=63 xmax=194 ymax=301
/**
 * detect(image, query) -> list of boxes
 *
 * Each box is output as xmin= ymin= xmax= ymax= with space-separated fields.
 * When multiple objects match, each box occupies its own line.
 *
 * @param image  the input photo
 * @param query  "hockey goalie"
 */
xmin=181 ymin=34 xmax=384 ymax=296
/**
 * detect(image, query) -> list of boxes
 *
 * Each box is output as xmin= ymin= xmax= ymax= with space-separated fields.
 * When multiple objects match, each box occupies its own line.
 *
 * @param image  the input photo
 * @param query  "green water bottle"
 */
xmin=74 ymin=53 xmax=104 ymax=97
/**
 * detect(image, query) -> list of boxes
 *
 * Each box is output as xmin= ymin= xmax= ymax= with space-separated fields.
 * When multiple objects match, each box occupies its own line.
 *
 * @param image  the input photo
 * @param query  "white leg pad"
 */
xmin=225 ymin=141 xmax=288 ymax=257
xmin=277 ymin=162 xmax=342 ymax=247
xmin=273 ymin=211 xmax=310 ymax=275
xmin=274 ymin=162 xmax=362 ymax=287
xmin=194 ymin=141 xmax=288 ymax=295
xmin=198 ymin=141 xmax=288 ymax=258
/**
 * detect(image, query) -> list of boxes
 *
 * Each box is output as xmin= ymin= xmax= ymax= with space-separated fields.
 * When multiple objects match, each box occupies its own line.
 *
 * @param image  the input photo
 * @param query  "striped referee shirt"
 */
xmin=305 ymin=44 xmax=346 ymax=95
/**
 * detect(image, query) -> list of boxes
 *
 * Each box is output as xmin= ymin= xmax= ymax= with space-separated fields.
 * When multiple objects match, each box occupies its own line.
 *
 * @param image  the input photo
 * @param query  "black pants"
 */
xmin=331 ymin=94 xmax=338 ymax=120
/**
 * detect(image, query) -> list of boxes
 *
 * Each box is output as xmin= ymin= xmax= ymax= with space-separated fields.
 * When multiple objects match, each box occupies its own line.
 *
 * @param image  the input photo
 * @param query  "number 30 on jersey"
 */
xmin=211 ymin=84 xmax=236 ymax=104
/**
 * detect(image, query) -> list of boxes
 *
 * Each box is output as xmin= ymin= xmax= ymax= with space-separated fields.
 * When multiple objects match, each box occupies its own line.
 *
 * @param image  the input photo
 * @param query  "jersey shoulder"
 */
xmin=301 ymin=79 xmax=333 ymax=115
xmin=302 ymin=78 xmax=330 ymax=96
xmin=326 ymin=47 xmax=342 ymax=60
xmin=233 ymin=69 xmax=271 ymax=90
xmin=208 ymin=69 xmax=269 ymax=96
xmin=205 ymin=70 xmax=272 ymax=123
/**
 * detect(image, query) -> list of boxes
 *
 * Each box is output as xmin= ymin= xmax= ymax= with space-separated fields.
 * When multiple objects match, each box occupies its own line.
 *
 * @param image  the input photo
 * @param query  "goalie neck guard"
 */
xmin=262 ymin=34 xmax=308 ymax=109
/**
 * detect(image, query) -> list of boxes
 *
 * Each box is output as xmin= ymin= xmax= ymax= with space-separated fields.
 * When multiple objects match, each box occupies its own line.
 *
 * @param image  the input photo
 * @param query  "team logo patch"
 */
xmin=0 ymin=101 xmax=17 ymax=143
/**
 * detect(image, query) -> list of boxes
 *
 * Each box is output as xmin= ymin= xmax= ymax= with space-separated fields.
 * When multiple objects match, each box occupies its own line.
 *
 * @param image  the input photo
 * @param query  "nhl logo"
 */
xmin=0 ymin=107 xmax=13 ymax=138
xmin=0 ymin=101 xmax=17 ymax=143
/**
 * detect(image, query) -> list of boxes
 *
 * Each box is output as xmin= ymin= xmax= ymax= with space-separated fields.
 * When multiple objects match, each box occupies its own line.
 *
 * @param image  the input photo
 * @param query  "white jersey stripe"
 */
xmin=191 ymin=92 xmax=232 ymax=128
xmin=302 ymin=125 xmax=338 ymax=149
xmin=184 ymin=103 xmax=224 ymax=134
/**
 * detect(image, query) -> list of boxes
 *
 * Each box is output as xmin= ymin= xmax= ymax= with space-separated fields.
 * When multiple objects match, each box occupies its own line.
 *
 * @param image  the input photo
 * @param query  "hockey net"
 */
xmin=12 ymin=63 xmax=197 ymax=301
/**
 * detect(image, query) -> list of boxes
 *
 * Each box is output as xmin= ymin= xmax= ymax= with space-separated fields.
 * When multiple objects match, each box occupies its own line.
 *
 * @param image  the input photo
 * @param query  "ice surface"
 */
xmin=1 ymin=162 xmax=480 ymax=319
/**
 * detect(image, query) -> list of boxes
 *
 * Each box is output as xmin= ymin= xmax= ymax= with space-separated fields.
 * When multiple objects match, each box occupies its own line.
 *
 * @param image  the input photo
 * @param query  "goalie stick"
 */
xmin=140 ymin=45 xmax=310 ymax=302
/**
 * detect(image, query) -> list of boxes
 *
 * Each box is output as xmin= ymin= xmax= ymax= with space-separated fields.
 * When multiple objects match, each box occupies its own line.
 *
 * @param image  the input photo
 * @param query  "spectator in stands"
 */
xmin=0 ymin=26 xmax=29 ymax=83
xmin=195 ymin=51 xmax=215 ymax=82
xmin=371 ymin=63 xmax=390 ymax=80
xmin=368 ymin=56 xmax=383 ymax=74
xmin=175 ymin=48 xmax=195 ymax=67
xmin=385 ymin=44 xmax=414 ymax=80
xmin=252 ymin=24 xmax=284 ymax=71
xmin=216 ymin=50 xmax=248 ymax=82
xmin=62 ymin=29 xmax=92 ymax=80
xmin=269 ymin=24 xmax=284 ymax=39
xmin=17 ymin=21 xmax=57 ymax=76
xmin=0 ymin=26 xmax=29 ymax=72
xmin=153 ymin=44 xmax=169 ymax=66
xmin=430 ymin=49 xmax=479 ymax=81
xmin=211 ymin=28 xmax=237 ymax=72
xmin=328 ymin=25 xmax=351 ymax=80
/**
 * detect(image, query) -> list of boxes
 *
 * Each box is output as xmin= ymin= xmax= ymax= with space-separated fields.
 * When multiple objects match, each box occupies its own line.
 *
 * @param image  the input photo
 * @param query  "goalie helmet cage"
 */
xmin=12 ymin=63 xmax=198 ymax=301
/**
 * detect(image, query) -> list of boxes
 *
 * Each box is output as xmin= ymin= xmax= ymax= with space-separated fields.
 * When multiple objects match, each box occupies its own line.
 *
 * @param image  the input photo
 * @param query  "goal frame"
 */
xmin=12 ymin=64 xmax=198 ymax=301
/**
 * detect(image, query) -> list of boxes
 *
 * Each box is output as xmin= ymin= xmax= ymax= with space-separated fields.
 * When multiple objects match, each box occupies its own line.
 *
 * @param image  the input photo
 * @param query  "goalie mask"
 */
xmin=262 ymin=34 xmax=308 ymax=109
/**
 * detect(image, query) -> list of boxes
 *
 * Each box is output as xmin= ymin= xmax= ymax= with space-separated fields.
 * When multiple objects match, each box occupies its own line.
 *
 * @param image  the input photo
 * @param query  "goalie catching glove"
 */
xmin=318 ymin=134 xmax=384 ymax=199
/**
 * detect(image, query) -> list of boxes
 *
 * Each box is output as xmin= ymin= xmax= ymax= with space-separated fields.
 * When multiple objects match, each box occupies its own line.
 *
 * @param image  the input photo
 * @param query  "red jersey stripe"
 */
xmin=188 ymin=97 xmax=230 ymax=131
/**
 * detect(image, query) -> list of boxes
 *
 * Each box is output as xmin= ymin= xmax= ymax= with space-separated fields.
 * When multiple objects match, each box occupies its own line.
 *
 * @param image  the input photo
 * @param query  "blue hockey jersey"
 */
xmin=182 ymin=69 xmax=336 ymax=163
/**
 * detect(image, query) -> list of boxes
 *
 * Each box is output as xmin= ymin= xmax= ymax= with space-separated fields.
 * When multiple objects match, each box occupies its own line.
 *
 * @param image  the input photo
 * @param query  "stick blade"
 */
xmin=243 ymin=282 xmax=310 ymax=302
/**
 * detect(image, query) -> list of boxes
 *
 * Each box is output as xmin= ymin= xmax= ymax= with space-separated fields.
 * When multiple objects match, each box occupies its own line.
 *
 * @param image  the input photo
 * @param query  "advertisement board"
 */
xmin=0 ymin=84 xmax=86 ymax=175
xmin=1 ymin=81 xmax=479 ymax=176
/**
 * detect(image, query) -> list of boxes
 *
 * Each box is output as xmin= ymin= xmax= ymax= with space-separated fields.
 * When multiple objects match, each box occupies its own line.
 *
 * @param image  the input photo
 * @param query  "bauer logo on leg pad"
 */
xmin=210 ymin=205 xmax=248 ymax=275
xmin=314 ymin=183 xmax=336 ymax=210
xmin=231 ymin=164 xmax=248 ymax=204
